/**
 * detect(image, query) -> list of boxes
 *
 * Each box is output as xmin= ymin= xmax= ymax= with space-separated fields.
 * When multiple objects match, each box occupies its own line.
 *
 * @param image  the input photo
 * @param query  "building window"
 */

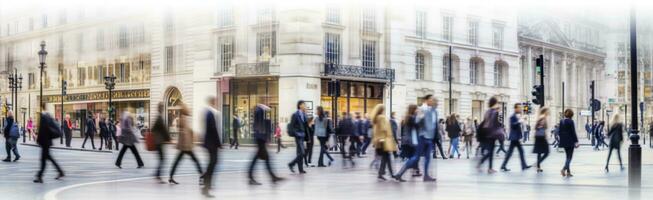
xmin=325 ymin=5 xmax=341 ymax=24
xmin=442 ymin=15 xmax=453 ymax=42
xmin=165 ymin=46 xmax=175 ymax=73
xmin=78 ymin=67 xmax=86 ymax=86
xmin=218 ymin=7 xmax=234 ymax=27
xmin=361 ymin=7 xmax=376 ymax=32
xmin=119 ymin=25 xmax=129 ymax=48
xmin=468 ymin=20 xmax=478 ymax=46
xmin=416 ymin=11 xmax=427 ymax=38
xmin=97 ymin=65 xmax=104 ymax=84
xmin=218 ymin=36 xmax=234 ymax=72
xmin=134 ymin=24 xmax=145 ymax=44
xmin=118 ymin=63 xmax=130 ymax=82
xmin=494 ymin=62 xmax=506 ymax=87
xmin=29 ymin=18 xmax=34 ymax=31
xmin=28 ymin=73 xmax=35 ymax=89
xmin=470 ymin=58 xmax=479 ymax=85
xmin=324 ymin=33 xmax=341 ymax=64
xmin=361 ymin=40 xmax=377 ymax=67
xmin=257 ymin=6 xmax=276 ymax=24
xmin=257 ymin=31 xmax=276 ymax=61
xmin=493 ymin=24 xmax=504 ymax=49
xmin=416 ymin=53 xmax=425 ymax=80
xmin=165 ymin=12 xmax=174 ymax=34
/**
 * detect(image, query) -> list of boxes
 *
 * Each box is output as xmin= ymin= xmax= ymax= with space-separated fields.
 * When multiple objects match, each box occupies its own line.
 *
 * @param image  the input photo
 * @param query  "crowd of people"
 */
xmin=0 ymin=94 xmax=637 ymax=197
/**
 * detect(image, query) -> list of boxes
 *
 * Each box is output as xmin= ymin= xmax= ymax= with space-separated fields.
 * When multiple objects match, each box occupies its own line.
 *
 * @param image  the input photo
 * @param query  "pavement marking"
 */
xmin=43 ymin=170 xmax=247 ymax=200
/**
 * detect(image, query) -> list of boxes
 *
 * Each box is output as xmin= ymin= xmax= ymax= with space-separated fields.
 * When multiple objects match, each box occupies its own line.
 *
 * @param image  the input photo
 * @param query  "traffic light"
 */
xmin=531 ymin=85 xmax=544 ymax=106
xmin=62 ymin=80 xmax=68 ymax=96
xmin=535 ymin=56 xmax=544 ymax=74
xmin=590 ymin=99 xmax=601 ymax=112
xmin=522 ymin=102 xmax=532 ymax=114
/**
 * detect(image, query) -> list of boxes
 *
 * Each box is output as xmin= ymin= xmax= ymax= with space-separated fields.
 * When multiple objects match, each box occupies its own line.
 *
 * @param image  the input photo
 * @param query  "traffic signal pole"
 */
xmin=539 ymin=55 xmax=544 ymax=107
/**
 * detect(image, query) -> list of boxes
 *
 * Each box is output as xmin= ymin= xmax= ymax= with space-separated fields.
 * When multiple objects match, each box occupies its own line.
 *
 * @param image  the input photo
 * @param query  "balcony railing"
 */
xmin=324 ymin=63 xmax=395 ymax=82
xmin=235 ymin=62 xmax=270 ymax=77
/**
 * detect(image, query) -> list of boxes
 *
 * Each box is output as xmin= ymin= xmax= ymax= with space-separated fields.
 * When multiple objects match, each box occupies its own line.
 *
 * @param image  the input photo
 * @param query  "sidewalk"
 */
xmin=19 ymin=137 xmax=113 ymax=153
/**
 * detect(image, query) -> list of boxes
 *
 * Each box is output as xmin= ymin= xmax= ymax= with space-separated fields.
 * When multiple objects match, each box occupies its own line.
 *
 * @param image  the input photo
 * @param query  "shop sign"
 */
xmin=41 ymin=89 xmax=150 ymax=103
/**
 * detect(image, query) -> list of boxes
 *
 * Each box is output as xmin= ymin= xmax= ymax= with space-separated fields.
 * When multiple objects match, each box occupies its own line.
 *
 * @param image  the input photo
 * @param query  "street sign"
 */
xmin=606 ymin=110 xmax=614 ymax=115
xmin=608 ymin=98 xmax=617 ymax=104
xmin=580 ymin=110 xmax=592 ymax=116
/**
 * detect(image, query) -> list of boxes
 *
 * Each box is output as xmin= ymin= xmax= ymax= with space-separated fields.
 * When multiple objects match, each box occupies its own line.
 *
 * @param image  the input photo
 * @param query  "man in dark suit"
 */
xmin=152 ymin=103 xmax=171 ymax=183
xmin=34 ymin=104 xmax=65 ymax=183
xmin=336 ymin=112 xmax=356 ymax=166
xmin=288 ymin=100 xmax=308 ymax=174
xmin=500 ymin=103 xmax=531 ymax=171
xmin=81 ymin=114 xmax=96 ymax=149
xmin=3 ymin=111 xmax=19 ymax=162
xmin=202 ymin=96 xmax=222 ymax=197
xmin=248 ymin=104 xmax=284 ymax=185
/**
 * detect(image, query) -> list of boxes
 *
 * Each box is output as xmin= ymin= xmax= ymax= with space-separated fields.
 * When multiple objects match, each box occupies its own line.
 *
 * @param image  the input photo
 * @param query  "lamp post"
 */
xmin=20 ymin=107 xmax=26 ymax=143
xmin=38 ymin=41 xmax=47 ymax=113
xmin=8 ymin=69 xmax=22 ymax=136
xmin=628 ymin=6 xmax=641 ymax=188
xmin=104 ymin=74 xmax=116 ymax=122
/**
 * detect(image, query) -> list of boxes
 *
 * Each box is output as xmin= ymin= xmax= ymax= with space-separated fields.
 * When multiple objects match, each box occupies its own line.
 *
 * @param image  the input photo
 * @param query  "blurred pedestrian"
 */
xmin=477 ymin=96 xmax=504 ymax=174
xmin=99 ymin=116 xmax=109 ymax=150
xmin=605 ymin=113 xmax=624 ymax=172
xmin=390 ymin=112 xmax=400 ymax=158
xmin=370 ymin=104 xmax=396 ymax=181
xmin=394 ymin=104 xmax=420 ymax=182
xmin=81 ymin=114 xmax=97 ymax=149
xmin=551 ymin=124 xmax=560 ymax=148
xmin=304 ymin=117 xmax=315 ymax=167
xmin=201 ymin=96 xmax=222 ymax=197
xmin=230 ymin=114 xmax=242 ymax=149
xmin=360 ymin=115 xmax=372 ymax=155
xmin=248 ymin=104 xmax=284 ymax=185
xmin=152 ymin=102 xmax=171 ymax=183
xmin=275 ymin=122 xmax=285 ymax=153
xmin=462 ymin=117 xmax=475 ymax=159
xmin=500 ymin=103 xmax=531 ymax=172
xmin=532 ymin=107 xmax=551 ymax=173
xmin=336 ymin=112 xmax=356 ymax=167
xmin=558 ymin=109 xmax=579 ymax=177
xmin=3 ymin=111 xmax=20 ymax=162
xmin=353 ymin=113 xmax=365 ymax=157
xmin=416 ymin=94 xmax=438 ymax=182
xmin=168 ymin=104 xmax=203 ymax=184
xmin=288 ymin=100 xmax=308 ymax=174
xmin=33 ymin=104 xmax=64 ymax=183
xmin=446 ymin=114 xmax=462 ymax=159
xmin=27 ymin=117 xmax=34 ymax=142
xmin=115 ymin=112 xmax=144 ymax=169
xmin=314 ymin=107 xmax=334 ymax=167
xmin=434 ymin=119 xmax=447 ymax=159
xmin=62 ymin=115 xmax=73 ymax=148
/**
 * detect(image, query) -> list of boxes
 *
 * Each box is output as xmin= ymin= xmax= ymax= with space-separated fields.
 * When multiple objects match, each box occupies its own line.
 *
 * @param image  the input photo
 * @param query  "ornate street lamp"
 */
xmin=104 ymin=74 xmax=116 ymax=121
xmin=38 ymin=41 xmax=47 ymax=112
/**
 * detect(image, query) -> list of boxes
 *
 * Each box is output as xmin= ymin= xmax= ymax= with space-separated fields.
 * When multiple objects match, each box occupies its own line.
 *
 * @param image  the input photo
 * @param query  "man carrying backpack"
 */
xmin=3 ymin=111 xmax=20 ymax=162
xmin=287 ymin=100 xmax=308 ymax=174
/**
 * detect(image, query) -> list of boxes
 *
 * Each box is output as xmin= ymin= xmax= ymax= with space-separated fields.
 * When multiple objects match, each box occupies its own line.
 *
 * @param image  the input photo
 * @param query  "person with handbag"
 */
xmin=3 ymin=111 xmax=20 ymax=162
xmin=477 ymin=96 xmax=504 ymax=174
xmin=34 ymin=104 xmax=65 ymax=183
xmin=115 ymin=111 xmax=144 ymax=169
xmin=393 ymin=104 xmax=420 ymax=182
xmin=168 ymin=104 xmax=203 ymax=184
xmin=370 ymin=104 xmax=396 ymax=181
xmin=559 ymin=109 xmax=579 ymax=177
xmin=446 ymin=114 xmax=462 ymax=159
xmin=314 ymin=106 xmax=334 ymax=167
xmin=605 ymin=113 xmax=624 ymax=172
xmin=532 ymin=107 xmax=551 ymax=173
xmin=152 ymin=102 xmax=171 ymax=183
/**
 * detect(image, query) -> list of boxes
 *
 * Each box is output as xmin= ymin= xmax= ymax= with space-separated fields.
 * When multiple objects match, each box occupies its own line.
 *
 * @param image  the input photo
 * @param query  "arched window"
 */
xmin=416 ymin=53 xmax=425 ymax=80
xmin=443 ymin=54 xmax=460 ymax=83
xmin=469 ymin=58 xmax=484 ymax=85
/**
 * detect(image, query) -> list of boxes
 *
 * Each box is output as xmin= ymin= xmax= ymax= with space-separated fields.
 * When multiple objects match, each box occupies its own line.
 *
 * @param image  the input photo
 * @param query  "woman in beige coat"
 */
xmin=168 ymin=104 xmax=203 ymax=184
xmin=371 ymin=104 xmax=397 ymax=181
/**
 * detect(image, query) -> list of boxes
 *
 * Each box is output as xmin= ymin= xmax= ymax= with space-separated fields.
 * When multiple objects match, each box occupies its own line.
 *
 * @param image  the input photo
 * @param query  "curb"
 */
xmin=19 ymin=143 xmax=114 ymax=153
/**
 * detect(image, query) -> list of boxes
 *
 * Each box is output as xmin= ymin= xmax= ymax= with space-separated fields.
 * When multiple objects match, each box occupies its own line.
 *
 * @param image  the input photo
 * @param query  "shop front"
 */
xmin=42 ymin=89 xmax=150 ymax=138
xmin=222 ymin=78 xmax=279 ymax=144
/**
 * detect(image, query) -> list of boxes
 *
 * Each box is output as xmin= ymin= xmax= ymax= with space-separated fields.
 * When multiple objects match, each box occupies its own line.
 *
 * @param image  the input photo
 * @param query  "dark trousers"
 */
xmin=605 ymin=146 xmax=622 ymax=169
xmin=563 ymin=147 xmax=574 ymax=171
xmin=337 ymin=136 xmax=355 ymax=165
xmin=170 ymin=151 xmax=203 ymax=178
xmin=64 ymin=130 xmax=72 ymax=147
xmin=537 ymin=152 xmax=549 ymax=168
xmin=305 ymin=137 xmax=314 ymax=165
xmin=36 ymin=146 xmax=64 ymax=178
xmin=464 ymin=140 xmax=473 ymax=158
xmin=478 ymin=141 xmax=496 ymax=170
xmin=350 ymin=136 xmax=361 ymax=157
xmin=99 ymin=135 xmax=106 ymax=150
xmin=115 ymin=145 xmax=144 ymax=167
xmin=276 ymin=137 xmax=284 ymax=153
xmin=111 ymin=133 xmax=119 ymax=150
xmin=288 ymin=137 xmax=305 ymax=172
xmin=249 ymin=139 xmax=277 ymax=180
xmin=82 ymin=134 xmax=96 ymax=149
xmin=360 ymin=137 xmax=371 ymax=154
xmin=317 ymin=136 xmax=333 ymax=166
xmin=377 ymin=150 xmax=394 ymax=177
xmin=495 ymin=140 xmax=507 ymax=155
xmin=433 ymin=138 xmax=447 ymax=158
xmin=500 ymin=140 xmax=528 ymax=169
xmin=230 ymin=132 xmax=239 ymax=149
xmin=155 ymin=145 xmax=165 ymax=178
xmin=203 ymin=147 xmax=218 ymax=189
xmin=4 ymin=138 xmax=19 ymax=159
